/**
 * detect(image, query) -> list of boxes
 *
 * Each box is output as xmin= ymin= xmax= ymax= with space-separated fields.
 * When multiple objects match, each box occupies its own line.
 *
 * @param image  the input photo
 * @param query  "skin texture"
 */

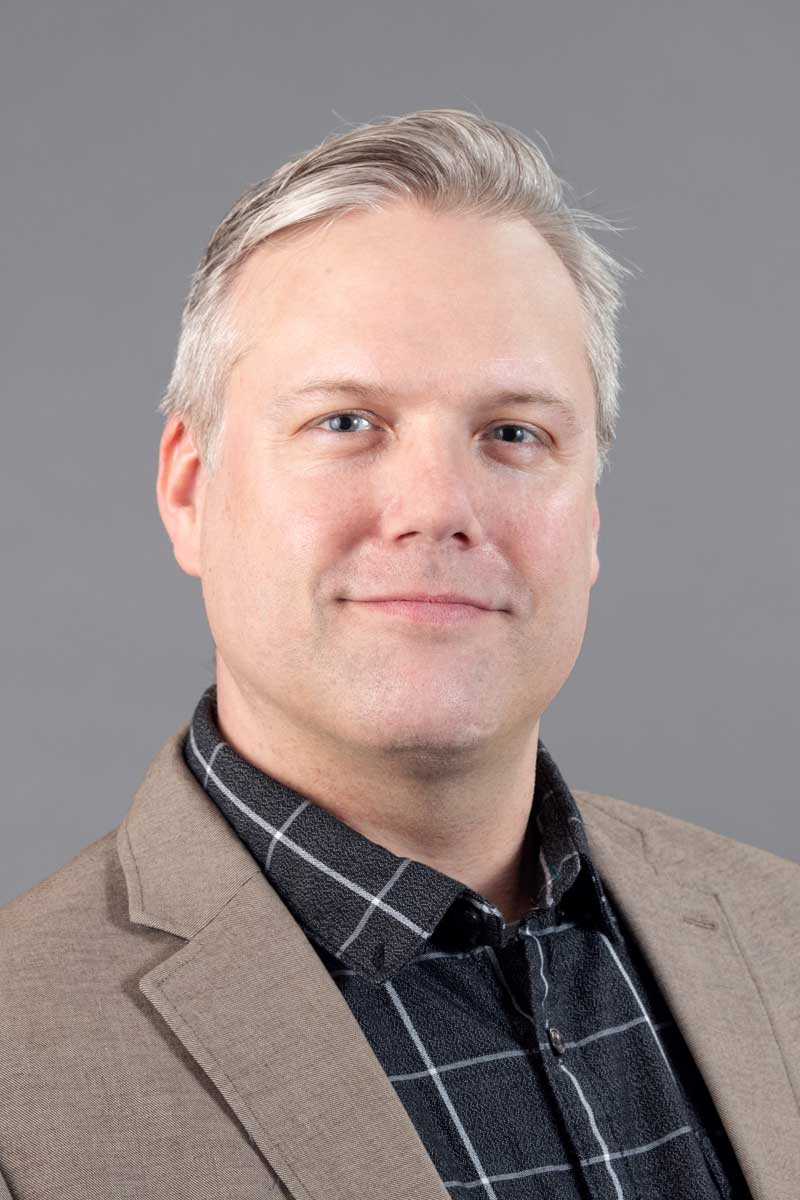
xmin=157 ymin=201 xmax=600 ymax=923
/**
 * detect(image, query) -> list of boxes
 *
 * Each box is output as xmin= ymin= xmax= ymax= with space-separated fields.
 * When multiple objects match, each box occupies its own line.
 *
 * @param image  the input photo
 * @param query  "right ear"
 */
xmin=155 ymin=415 xmax=206 ymax=579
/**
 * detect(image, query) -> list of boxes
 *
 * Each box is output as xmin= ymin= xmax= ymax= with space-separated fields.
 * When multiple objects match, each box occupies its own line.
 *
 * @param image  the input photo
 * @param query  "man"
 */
xmin=0 ymin=109 xmax=797 ymax=1200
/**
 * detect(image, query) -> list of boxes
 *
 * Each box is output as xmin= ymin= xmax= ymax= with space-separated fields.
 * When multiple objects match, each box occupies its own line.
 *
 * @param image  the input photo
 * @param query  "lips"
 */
xmin=353 ymin=594 xmax=493 ymax=610
xmin=345 ymin=597 xmax=498 ymax=627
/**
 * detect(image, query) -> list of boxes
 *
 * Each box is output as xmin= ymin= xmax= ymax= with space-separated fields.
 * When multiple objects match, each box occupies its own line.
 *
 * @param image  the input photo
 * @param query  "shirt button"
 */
xmin=461 ymin=907 xmax=484 ymax=946
xmin=548 ymin=1026 xmax=566 ymax=1056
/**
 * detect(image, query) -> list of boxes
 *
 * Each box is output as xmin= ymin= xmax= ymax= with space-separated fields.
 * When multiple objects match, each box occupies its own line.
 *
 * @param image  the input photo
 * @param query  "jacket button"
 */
xmin=548 ymin=1026 xmax=566 ymax=1056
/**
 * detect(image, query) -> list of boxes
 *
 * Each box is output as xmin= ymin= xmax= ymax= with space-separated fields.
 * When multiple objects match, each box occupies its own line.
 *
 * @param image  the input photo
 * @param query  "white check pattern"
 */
xmin=185 ymin=685 xmax=750 ymax=1199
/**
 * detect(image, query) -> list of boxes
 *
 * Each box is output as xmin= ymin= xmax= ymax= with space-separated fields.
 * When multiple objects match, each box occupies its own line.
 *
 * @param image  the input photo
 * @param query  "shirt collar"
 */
xmin=184 ymin=684 xmax=616 ymax=983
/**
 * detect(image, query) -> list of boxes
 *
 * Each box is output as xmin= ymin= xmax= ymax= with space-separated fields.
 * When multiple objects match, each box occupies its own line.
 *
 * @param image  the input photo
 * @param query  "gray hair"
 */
xmin=158 ymin=108 xmax=632 ymax=483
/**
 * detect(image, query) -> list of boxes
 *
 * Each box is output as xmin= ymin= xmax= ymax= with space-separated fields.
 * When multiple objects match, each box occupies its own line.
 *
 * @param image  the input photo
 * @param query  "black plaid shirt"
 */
xmin=185 ymin=685 xmax=751 ymax=1199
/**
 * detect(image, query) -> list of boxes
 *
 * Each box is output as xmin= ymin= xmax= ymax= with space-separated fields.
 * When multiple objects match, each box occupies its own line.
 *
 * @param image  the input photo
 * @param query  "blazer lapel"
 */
xmin=580 ymin=797 xmax=800 ymax=1200
xmin=118 ymin=727 xmax=449 ymax=1200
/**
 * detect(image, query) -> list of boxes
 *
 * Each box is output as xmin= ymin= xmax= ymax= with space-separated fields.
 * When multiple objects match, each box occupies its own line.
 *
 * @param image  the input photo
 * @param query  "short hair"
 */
xmin=158 ymin=108 xmax=632 ymax=483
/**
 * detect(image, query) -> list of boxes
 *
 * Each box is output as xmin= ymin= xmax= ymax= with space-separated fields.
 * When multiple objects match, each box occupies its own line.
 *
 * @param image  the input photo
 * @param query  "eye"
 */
xmin=313 ymin=411 xmax=546 ymax=446
xmin=315 ymin=412 xmax=376 ymax=434
xmin=487 ymin=423 xmax=545 ymax=446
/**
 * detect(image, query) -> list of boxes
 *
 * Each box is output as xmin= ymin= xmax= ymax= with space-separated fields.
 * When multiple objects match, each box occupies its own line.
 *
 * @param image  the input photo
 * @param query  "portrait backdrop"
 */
xmin=1 ymin=0 xmax=798 ymax=904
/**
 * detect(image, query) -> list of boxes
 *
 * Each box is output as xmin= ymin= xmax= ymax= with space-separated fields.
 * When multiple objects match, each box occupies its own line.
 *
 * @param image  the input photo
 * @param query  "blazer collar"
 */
xmin=119 ymin=726 xmax=799 ymax=1200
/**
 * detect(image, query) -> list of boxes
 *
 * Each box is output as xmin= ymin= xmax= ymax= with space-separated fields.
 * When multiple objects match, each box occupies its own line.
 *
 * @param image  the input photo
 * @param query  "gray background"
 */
xmin=2 ymin=0 xmax=798 ymax=906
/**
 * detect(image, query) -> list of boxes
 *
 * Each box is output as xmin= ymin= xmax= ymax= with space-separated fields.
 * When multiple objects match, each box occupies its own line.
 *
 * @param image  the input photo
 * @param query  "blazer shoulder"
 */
xmin=574 ymin=787 xmax=800 ymax=893
xmin=0 ymin=820 xmax=182 ymax=1056
xmin=0 ymin=826 xmax=120 ymax=934
xmin=0 ymin=823 xmax=167 ymax=971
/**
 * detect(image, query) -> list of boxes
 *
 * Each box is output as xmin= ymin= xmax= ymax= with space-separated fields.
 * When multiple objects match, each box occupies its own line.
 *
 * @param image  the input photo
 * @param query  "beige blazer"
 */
xmin=1 ymin=725 xmax=798 ymax=1200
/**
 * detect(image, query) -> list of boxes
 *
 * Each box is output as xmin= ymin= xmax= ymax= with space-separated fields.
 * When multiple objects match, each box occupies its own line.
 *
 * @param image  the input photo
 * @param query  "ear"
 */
xmin=156 ymin=415 xmax=206 ymax=579
xmin=589 ymin=492 xmax=600 ymax=587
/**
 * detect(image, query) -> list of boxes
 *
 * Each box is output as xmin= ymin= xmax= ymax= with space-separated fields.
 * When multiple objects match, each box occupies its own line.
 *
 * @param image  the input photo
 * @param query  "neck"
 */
xmin=214 ymin=669 xmax=542 ymax=924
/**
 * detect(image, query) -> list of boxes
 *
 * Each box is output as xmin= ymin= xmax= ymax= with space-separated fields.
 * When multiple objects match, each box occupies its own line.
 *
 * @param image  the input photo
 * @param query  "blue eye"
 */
xmin=489 ymin=424 xmax=543 ymax=445
xmin=316 ymin=412 xmax=375 ymax=433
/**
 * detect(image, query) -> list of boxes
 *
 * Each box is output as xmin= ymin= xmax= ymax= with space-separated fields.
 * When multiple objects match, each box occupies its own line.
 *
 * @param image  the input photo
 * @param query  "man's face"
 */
xmin=171 ymin=202 xmax=600 ymax=765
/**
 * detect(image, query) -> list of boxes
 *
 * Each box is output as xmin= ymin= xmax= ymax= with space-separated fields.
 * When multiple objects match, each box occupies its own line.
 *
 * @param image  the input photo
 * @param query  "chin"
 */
xmin=357 ymin=712 xmax=499 ymax=755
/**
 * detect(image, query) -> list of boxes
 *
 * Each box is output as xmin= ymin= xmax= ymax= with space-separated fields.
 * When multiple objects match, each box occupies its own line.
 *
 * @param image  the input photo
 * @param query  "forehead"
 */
xmin=227 ymin=204 xmax=594 ymax=406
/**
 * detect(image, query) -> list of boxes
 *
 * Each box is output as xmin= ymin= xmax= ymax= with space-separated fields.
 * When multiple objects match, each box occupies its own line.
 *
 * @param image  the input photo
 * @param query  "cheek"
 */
xmin=201 ymin=467 xmax=275 ymax=619
xmin=507 ymin=492 xmax=594 ymax=589
xmin=230 ymin=468 xmax=360 ymax=613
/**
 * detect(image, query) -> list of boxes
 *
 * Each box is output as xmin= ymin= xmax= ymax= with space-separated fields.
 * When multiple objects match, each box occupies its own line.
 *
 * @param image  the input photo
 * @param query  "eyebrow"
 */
xmin=272 ymin=376 xmax=584 ymax=432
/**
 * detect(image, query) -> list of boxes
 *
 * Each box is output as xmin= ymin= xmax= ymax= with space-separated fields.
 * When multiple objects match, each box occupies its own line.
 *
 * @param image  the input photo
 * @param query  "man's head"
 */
xmin=157 ymin=109 xmax=629 ymax=777
xmin=160 ymin=109 xmax=629 ymax=486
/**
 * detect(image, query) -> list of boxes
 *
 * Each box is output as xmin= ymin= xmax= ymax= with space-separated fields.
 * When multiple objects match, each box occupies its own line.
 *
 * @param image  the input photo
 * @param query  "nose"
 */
xmin=376 ymin=430 xmax=485 ymax=547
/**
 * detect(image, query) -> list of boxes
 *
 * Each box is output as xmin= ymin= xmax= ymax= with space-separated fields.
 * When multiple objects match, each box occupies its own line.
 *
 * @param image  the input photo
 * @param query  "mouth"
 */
xmin=345 ymin=598 xmax=497 ymax=626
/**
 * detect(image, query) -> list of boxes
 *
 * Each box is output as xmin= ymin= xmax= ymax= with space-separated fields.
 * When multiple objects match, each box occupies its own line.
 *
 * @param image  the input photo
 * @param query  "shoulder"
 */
xmin=0 ymin=825 xmax=178 ymax=995
xmin=0 ymin=821 xmax=192 ymax=1194
xmin=574 ymin=788 xmax=800 ymax=951
xmin=575 ymin=787 xmax=798 ymax=885
xmin=0 ymin=827 xmax=120 ymax=936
